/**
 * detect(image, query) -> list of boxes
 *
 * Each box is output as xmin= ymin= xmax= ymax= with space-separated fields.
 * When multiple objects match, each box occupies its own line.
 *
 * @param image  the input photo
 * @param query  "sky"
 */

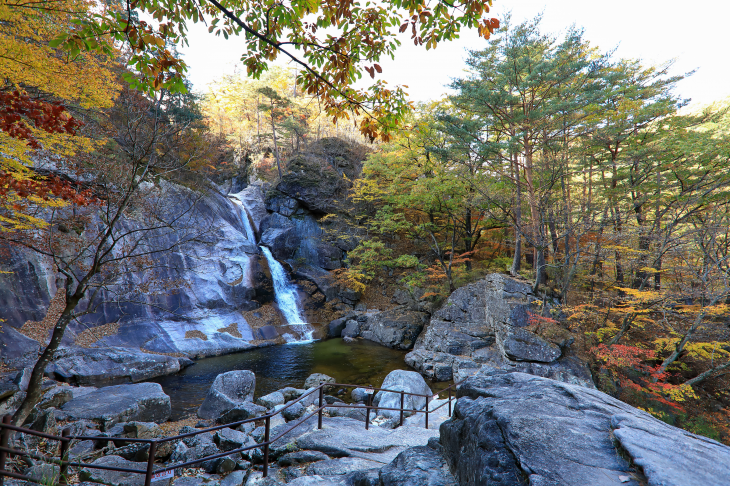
xmin=180 ymin=0 xmax=730 ymax=108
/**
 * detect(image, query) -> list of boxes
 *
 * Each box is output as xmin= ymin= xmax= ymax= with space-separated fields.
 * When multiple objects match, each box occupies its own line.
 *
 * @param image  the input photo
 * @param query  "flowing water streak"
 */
xmin=260 ymin=246 xmax=314 ymax=343
xmin=229 ymin=192 xmax=257 ymax=244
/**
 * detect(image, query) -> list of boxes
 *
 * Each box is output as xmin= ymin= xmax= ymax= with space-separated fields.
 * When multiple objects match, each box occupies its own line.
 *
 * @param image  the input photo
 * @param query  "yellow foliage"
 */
xmin=0 ymin=0 xmax=120 ymax=230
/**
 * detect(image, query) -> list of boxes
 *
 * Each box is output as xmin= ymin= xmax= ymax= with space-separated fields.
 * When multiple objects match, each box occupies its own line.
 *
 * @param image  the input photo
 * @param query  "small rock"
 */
xmin=218 ymin=402 xmax=267 ymax=424
xmin=351 ymin=388 xmax=369 ymax=403
xmin=124 ymin=421 xmax=162 ymax=439
xmin=216 ymin=457 xmax=237 ymax=474
xmin=282 ymin=401 xmax=305 ymax=421
xmin=341 ymin=320 xmax=360 ymax=338
xmin=379 ymin=445 xmax=456 ymax=485
xmin=256 ymin=391 xmax=285 ymax=409
xmin=277 ymin=387 xmax=305 ymax=401
xmin=221 ymin=470 xmax=247 ymax=486
xmin=79 ymin=455 xmax=149 ymax=486
xmin=328 ymin=318 xmax=347 ymax=338
xmin=277 ymin=450 xmax=330 ymax=466
xmin=215 ymin=427 xmax=250 ymax=451
xmin=25 ymin=464 xmax=60 ymax=483
xmin=304 ymin=373 xmax=335 ymax=390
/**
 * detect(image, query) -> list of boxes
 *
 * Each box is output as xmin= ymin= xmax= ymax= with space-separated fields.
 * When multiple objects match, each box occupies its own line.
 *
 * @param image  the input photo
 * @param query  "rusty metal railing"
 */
xmin=0 ymin=379 xmax=462 ymax=486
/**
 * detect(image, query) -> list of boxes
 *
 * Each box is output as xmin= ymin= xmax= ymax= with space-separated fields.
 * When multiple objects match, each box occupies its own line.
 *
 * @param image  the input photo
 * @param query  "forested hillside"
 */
xmin=342 ymin=18 xmax=730 ymax=442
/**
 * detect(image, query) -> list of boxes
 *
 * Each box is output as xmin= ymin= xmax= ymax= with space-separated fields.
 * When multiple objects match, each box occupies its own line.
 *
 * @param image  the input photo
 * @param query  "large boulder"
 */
xmin=45 ymin=347 xmax=184 ymax=386
xmin=198 ymin=370 xmax=256 ymax=420
xmin=440 ymin=371 xmax=730 ymax=486
xmin=374 ymin=370 xmax=432 ymax=420
xmin=359 ymin=308 xmax=429 ymax=350
xmin=0 ymin=325 xmax=41 ymax=369
xmin=58 ymin=383 xmax=170 ymax=430
xmin=379 ymin=444 xmax=456 ymax=486
xmin=405 ymin=273 xmax=593 ymax=387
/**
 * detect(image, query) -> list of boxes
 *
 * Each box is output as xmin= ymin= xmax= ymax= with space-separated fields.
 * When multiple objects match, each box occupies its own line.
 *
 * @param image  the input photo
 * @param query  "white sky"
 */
xmin=180 ymin=0 xmax=730 ymax=108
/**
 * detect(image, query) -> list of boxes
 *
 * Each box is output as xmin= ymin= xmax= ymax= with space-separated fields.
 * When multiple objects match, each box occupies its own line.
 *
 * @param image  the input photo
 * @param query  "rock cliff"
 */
xmin=405 ymin=273 xmax=593 ymax=386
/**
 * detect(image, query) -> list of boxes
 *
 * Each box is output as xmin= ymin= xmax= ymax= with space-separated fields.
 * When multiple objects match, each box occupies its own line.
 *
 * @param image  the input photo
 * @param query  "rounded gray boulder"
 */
xmin=197 ymin=370 xmax=255 ymax=420
xmin=375 ymin=369 xmax=432 ymax=420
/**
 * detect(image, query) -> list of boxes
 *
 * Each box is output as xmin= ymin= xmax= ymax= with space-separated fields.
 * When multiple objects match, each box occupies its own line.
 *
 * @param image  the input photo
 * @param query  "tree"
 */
xmin=39 ymin=0 xmax=500 ymax=141
xmin=0 ymin=0 xmax=120 ymax=231
xmin=5 ymin=86 xmax=218 ymax=426
xmin=450 ymin=16 xmax=602 ymax=290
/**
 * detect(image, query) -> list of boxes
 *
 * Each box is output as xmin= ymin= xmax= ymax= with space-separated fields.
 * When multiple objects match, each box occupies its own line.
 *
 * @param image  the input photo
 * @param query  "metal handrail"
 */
xmin=0 ymin=379 xmax=463 ymax=486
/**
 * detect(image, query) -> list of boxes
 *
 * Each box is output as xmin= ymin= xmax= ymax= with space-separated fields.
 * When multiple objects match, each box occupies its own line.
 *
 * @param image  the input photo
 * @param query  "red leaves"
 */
xmin=0 ymin=171 xmax=98 ymax=207
xmin=0 ymin=90 xmax=83 ymax=148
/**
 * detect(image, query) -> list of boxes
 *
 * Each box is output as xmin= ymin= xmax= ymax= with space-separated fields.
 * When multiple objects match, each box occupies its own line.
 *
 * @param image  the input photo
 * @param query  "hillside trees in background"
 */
xmin=349 ymin=17 xmax=730 ymax=438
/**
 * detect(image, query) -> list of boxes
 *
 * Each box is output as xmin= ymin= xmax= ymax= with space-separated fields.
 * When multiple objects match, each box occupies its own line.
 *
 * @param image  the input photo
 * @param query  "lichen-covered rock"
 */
xmin=198 ymin=370 xmax=256 ymax=420
xmin=304 ymin=373 xmax=335 ymax=390
xmin=358 ymin=308 xmax=429 ymax=350
xmin=406 ymin=273 xmax=593 ymax=387
xmin=441 ymin=371 xmax=730 ymax=486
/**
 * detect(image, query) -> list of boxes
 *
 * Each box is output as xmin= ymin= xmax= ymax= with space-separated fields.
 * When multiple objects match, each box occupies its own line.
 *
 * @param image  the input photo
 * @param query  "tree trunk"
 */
xmin=12 ymin=287 xmax=80 ymax=426
xmin=511 ymin=154 xmax=522 ymax=276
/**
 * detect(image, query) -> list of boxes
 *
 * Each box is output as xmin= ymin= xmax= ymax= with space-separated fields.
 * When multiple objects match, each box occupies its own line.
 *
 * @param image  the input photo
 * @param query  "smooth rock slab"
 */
xmin=442 ymin=370 xmax=730 ymax=486
xmin=379 ymin=445 xmax=456 ymax=486
xmin=295 ymin=421 xmax=439 ymax=464
xmin=46 ymin=347 xmax=183 ymax=386
xmin=59 ymin=383 xmax=170 ymax=430
xmin=198 ymin=370 xmax=256 ymax=420
xmin=305 ymin=457 xmax=381 ymax=476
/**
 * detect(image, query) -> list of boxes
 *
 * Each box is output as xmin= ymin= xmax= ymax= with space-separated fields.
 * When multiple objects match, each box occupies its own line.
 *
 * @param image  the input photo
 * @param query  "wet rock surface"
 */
xmin=405 ymin=273 xmax=593 ymax=386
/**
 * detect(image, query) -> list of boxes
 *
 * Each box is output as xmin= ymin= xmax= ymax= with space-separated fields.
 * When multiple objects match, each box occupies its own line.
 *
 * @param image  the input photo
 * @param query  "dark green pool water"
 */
xmin=154 ymin=338 xmax=411 ymax=420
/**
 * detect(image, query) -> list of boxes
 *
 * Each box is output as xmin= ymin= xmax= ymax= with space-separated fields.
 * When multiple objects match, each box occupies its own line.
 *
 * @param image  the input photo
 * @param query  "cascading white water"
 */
xmin=229 ymin=192 xmax=257 ymax=244
xmin=260 ymin=246 xmax=314 ymax=343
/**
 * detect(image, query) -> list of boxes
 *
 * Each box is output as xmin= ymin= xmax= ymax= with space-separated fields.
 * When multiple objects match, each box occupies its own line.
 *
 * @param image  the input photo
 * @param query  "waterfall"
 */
xmin=260 ymin=246 xmax=314 ymax=343
xmin=229 ymin=192 xmax=257 ymax=244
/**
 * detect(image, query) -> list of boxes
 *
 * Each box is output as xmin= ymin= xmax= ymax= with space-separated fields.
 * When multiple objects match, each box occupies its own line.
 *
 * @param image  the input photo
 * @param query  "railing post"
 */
xmin=318 ymin=384 xmax=324 ymax=430
xmin=144 ymin=441 xmax=157 ymax=486
xmin=399 ymin=391 xmax=404 ymax=427
xmin=0 ymin=415 xmax=10 ymax=486
xmin=448 ymin=386 xmax=452 ymax=417
xmin=263 ymin=415 xmax=270 ymax=478
xmin=425 ymin=396 xmax=429 ymax=429
xmin=365 ymin=392 xmax=371 ymax=431
xmin=58 ymin=428 xmax=71 ymax=486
